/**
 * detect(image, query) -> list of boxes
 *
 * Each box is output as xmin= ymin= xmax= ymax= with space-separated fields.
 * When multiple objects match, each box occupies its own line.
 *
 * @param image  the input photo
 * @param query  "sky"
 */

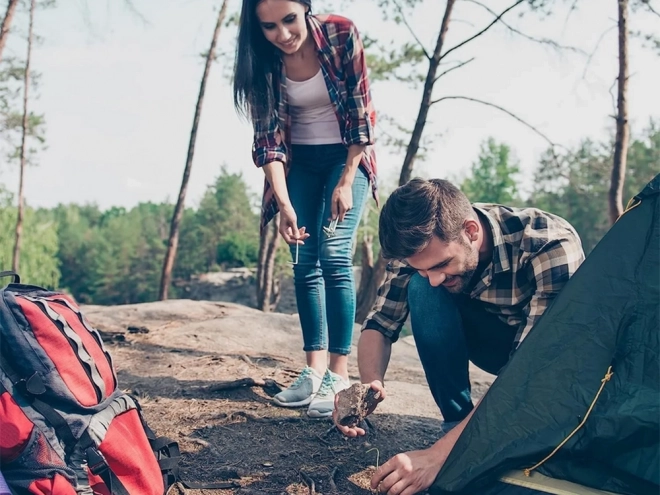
xmin=0 ymin=0 xmax=658 ymax=211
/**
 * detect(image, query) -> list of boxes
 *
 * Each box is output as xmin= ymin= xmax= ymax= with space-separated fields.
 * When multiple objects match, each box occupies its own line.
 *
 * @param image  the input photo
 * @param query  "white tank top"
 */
xmin=286 ymin=69 xmax=343 ymax=145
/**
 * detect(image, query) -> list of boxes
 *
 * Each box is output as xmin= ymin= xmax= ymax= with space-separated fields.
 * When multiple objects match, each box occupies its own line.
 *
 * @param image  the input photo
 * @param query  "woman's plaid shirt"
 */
xmin=362 ymin=205 xmax=586 ymax=351
xmin=251 ymin=14 xmax=378 ymax=231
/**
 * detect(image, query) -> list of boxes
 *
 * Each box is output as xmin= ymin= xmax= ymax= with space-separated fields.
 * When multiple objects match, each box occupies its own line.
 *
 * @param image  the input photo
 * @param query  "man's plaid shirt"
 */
xmin=362 ymin=204 xmax=586 ymax=350
xmin=251 ymin=14 xmax=379 ymax=231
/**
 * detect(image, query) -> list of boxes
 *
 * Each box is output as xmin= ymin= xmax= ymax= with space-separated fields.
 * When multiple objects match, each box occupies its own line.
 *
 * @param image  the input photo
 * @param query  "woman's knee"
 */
xmin=318 ymin=241 xmax=352 ymax=270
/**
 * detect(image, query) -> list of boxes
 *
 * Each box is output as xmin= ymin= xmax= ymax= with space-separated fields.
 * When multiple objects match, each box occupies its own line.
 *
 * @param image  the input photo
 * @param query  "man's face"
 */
xmin=406 ymin=234 xmax=480 ymax=293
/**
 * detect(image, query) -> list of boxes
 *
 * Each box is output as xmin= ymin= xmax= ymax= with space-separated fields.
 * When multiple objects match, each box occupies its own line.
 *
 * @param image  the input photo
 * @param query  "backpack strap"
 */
xmin=0 ymin=271 xmax=19 ymax=283
xmin=85 ymin=446 xmax=131 ymax=495
xmin=0 ymin=350 xmax=78 ymax=456
xmin=134 ymin=399 xmax=239 ymax=491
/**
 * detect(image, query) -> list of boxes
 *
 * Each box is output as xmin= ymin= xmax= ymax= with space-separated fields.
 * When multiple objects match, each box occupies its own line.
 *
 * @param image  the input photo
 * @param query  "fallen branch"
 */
xmin=200 ymin=377 xmax=283 ymax=394
xmin=224 ymin=411 xmax=308 ymax=424
xmin=299 ymin=470 xmax=316 ymax=495
xmin=329 ymin=467 xmax=339 ymax=493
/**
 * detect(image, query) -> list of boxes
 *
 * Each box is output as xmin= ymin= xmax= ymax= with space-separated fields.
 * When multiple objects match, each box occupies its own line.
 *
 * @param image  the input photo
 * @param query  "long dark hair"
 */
xmin=233 ymin=0 xmax=312 ymax=124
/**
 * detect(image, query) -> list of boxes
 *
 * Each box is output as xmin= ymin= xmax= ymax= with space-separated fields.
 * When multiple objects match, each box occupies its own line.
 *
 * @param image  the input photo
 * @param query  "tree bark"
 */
xmin=398 ymin=0 xmax=457 ymax=186
xmin=609 ymin=0 xmax=629 ymax=224
xmin=257 ymin=215 xmax=280 ymax=312
xmin=0 ymin=0 xmax=19 ymax=64
xmin=355 ymin=236 xmax=389 ymax=324
xmin=356 ymin=0 xmax=457 ymax=322
xmin=159 ymin=0 xmax=227 ymax=300
xmin=12 ymin=0 xmax=35 ymax=273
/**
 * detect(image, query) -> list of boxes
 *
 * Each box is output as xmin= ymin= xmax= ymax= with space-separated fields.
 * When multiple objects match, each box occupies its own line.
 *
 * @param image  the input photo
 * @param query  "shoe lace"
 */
xmin=290 ymin=367 xmax=313 ymax=389
xmin=316 ymin=372 xmax=340 ymax=398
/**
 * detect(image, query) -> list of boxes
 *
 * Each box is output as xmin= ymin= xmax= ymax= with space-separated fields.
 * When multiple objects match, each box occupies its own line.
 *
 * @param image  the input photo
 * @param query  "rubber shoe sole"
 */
xmin=306 ymin=407 xmax=333 ymax=418
xmin=272 ymin=395 xmax=314 ymax=408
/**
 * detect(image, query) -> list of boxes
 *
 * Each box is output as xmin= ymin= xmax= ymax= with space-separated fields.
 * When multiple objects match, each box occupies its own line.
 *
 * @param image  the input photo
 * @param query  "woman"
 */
xmin=233 ymin=0 xmax=378 ymax=418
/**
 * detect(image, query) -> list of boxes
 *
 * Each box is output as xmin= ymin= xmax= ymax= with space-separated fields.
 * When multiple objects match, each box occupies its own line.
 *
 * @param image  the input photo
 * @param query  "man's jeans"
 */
xmin=287 ymin=144 xmax=369 ymax=355
xmin=408 ymin=273 xmax=517 ymax=422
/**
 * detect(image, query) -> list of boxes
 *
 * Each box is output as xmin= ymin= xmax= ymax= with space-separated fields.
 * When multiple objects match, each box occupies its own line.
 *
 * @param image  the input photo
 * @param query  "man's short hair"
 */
xmin=379 ymin=178 xmax=474 ymax=260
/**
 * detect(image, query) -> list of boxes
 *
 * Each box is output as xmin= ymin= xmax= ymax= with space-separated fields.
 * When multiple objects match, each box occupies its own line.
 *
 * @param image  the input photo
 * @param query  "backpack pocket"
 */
xmin=84 ymin=395 xmax=164 ymax=495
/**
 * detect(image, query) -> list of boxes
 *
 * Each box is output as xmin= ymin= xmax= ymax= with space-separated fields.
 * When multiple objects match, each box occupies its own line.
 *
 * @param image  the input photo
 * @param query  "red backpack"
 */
xmin=0 ymin=272 xmax=180 ymax=494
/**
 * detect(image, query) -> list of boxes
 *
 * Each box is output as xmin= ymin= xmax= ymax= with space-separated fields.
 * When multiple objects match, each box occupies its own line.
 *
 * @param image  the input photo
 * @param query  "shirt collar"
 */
xmin=474 ymin=206 xmax=511 ymax=275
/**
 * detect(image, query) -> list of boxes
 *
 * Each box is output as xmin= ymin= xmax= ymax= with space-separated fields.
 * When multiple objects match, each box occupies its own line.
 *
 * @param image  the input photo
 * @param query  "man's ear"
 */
xmin=464 ymin=218 xmax=480 ymax=242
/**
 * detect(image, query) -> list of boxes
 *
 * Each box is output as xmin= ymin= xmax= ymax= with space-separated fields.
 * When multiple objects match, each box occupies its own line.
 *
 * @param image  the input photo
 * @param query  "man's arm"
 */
xmin=358 ymin=329 xmax=392 ymax=384
xmin=371 ymin=399 xmax=483 ymax=495
xmin=361 ymin=260 xmax=415 ymax=342
xmin=516 ymin=239 xmax=585 ymax=347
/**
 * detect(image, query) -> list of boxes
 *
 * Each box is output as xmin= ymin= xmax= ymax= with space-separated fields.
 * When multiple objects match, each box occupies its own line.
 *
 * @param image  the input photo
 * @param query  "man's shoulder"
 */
xmin=477 ymin=204 xmax=582 ymax=255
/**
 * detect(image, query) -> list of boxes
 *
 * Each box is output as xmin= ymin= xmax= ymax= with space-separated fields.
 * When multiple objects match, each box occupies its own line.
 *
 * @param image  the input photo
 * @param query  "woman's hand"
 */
xmin=279 ymin=203 xmax=310 ymax=245
xmin=331 ymin=183 xmax=353 ymax=223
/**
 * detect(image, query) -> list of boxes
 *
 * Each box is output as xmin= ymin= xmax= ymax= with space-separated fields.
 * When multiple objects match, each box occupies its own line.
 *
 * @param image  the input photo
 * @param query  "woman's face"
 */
xmin=256 ymin=0 xmax=309 ymax=55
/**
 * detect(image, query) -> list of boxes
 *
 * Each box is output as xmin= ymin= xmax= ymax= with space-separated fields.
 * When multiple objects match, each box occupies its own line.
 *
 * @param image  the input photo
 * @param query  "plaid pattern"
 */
xmin=251 ymin=14 xmax=378 ymax=231
xmin=362 ymin=204 xmax=586 ymax=350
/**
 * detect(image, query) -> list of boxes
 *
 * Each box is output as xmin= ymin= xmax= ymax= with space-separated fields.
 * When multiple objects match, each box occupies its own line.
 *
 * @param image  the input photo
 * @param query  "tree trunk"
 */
xmin=257 ymin=215 xmax=281 ymax=312
xmin=0 ymin=0 xmax=19 ymax=64
xmin=159 ymin=0 xmax=227 ymax=300
xmin=609 ymin=0 xmax=629 ymax=224
xmin=398 ymin=0 xmax=457 ymax=186
xmin=355 ymin=0 xmax=457 ymax=322
xmin=12 ymin=0 xmax=35 ymax=274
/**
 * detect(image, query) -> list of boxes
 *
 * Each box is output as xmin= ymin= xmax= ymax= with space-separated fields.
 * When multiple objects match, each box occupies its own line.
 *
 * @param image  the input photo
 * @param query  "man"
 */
xmin=334 ymin=178 xmax=585 ymax=495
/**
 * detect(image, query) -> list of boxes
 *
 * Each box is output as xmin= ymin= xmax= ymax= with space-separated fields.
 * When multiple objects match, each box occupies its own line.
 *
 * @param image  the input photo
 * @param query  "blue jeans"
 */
xmin=286 ymin=144 xmax=369 ymax=355
xmin=408 ymin=274 xmax=517 ymax=422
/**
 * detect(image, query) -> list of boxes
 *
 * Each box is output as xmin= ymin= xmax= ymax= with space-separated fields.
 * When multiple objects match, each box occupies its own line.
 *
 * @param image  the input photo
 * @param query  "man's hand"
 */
xmin=371 ymin=443 xmax=450 ymax=495
xmin=332 ymin=380 xmax=386 ymax=437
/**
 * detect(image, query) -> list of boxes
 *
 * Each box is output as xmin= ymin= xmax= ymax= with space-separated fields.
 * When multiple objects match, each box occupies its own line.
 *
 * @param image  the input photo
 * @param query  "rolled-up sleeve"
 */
xmin=361 ymin=260 xmax=414 ymax=342
xmin=252 ymin=113 xmax=287 ymax=167
xmin=342 ymin=22 xmax=375 ymax=147
xmin=516 ymin=240 xmax=585 ymax=348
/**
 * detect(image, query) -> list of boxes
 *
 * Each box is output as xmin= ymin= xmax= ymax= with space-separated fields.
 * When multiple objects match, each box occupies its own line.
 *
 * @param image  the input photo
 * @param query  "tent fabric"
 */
xmin=431 ymin=174 xmax=660 ymax=495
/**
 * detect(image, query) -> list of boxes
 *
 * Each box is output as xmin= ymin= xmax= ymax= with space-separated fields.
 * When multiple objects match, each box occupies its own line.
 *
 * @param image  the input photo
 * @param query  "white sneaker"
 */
xmin=273 ymin=367 xmax=323 ymax=408
xmin=307 ymin=370 xmax=350 ymax=418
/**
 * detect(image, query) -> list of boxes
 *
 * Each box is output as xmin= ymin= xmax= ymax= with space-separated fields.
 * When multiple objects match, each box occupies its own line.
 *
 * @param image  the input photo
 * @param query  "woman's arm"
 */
xmin=262 ymin=160 xmax=309 ymax=245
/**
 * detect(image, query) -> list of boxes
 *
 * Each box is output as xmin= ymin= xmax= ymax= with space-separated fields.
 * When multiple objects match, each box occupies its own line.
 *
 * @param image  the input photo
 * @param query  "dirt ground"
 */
xmin=85 ymin=299 xmax=495 ymax=495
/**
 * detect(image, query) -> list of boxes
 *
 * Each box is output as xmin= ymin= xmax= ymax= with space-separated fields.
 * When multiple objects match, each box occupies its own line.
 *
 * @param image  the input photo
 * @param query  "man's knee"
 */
xmin=408 ymin=273 xmax=455 ymax=313
xmin=408 ymin=274 xmax=461 ymax=341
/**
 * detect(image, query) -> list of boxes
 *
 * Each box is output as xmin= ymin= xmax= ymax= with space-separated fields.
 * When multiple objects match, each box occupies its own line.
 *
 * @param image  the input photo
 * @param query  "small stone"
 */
xmin=335 ymin=383 xmax=380 ymax=427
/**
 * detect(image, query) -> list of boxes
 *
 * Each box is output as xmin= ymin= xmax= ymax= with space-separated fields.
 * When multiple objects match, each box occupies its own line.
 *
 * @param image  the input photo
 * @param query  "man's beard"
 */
xmin=443 ymin=242 xmax=480 ymax=294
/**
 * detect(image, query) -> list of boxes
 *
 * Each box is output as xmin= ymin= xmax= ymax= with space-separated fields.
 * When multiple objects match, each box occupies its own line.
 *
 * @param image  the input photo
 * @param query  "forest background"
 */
xmin=0 ymin=0 xmax=657 ymax=314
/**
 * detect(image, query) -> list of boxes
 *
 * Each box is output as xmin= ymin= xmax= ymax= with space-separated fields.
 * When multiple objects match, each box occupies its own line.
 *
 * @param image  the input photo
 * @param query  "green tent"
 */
xmin=431 ymin=175 xmax=660 ymax=495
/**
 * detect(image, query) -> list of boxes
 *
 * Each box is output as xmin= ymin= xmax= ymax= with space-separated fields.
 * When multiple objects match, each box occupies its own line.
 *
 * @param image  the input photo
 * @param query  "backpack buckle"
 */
xmin=86 ymin=447 xmax=109 ymax=476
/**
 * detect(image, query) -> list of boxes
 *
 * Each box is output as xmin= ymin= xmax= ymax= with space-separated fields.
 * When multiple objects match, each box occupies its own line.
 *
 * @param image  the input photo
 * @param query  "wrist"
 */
xmin=277 ymin=199 xmax=293 ymax=210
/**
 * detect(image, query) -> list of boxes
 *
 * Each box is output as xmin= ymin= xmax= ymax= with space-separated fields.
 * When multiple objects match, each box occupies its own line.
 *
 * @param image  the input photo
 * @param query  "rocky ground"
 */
xmin=86 ymin=299 xmax=495 ymax=494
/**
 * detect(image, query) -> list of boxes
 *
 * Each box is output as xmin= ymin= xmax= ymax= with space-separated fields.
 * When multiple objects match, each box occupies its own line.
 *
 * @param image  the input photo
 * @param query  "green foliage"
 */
xmin=529 ymin=121 xmax=659 ymax=254
xmin=461 ymin=138 xmax=523 ymax=205
xmin=1 ymin=118 xmax=657 ymax=306
xmin=0 ymin=189 xmax=60 ymax=288
xmin=217 ymin=232 xmax=259 ymax=267
xmin=176 ymin=166 xmax=260 ymax=275
xmin=0 ymin=58 xmax=47 ymax=165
